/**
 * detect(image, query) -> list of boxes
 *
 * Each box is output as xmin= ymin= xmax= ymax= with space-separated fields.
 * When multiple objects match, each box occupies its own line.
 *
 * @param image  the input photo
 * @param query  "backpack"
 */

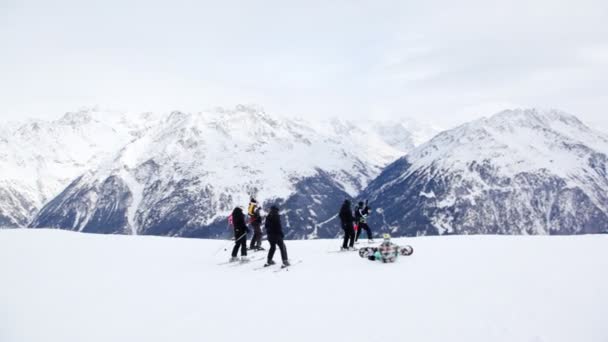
xmin=248 ymin=201 xmax=257 ymax=216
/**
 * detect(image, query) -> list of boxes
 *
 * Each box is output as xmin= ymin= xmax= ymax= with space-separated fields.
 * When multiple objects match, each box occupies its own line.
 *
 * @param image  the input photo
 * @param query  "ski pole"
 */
xmin=212 ymin=232 xmax=247 ymax=256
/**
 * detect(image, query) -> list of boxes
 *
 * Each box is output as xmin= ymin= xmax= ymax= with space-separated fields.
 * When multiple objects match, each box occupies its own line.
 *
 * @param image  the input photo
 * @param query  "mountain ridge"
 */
xmin=360 ymin=108 xmax=608 ymax=236
xmin=18 ymin=105 xmax=429 ymax=238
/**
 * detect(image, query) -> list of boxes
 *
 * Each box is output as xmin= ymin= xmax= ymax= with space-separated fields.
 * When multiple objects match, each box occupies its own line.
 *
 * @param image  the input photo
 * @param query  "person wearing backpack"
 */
xmin=249 ymin=206 xmax=264 ymax=251
xmin=229 ymin=207 xmax=248 ymax=262
xmin=247 ymin=197 xmax=258 ymax=216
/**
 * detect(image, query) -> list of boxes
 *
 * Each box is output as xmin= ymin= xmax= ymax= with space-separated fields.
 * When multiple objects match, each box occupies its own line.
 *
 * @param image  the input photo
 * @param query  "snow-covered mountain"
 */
xmin=360 ymin=108 xmax=608 ymax=236
xmin=27 ymin=105 xmax=425 ymax=238
xmin=0 ymin=108 xmax=162 ymax=227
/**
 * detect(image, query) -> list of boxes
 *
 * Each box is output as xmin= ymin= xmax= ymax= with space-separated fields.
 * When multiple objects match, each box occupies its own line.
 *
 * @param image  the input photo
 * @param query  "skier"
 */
xmin=249 ymin=206 xmax=264 ymax=251
xmin=360 ymin=234 xmax=413 ymax=263
xmin=229 ymin=207 xmax=248 ymax=262
xmin=264 ymin=205 xmax=290 ymax=267
xmin=339 ymin=199 xmax=355 ymax=250
xmin=248 ymin=197 xmax=258 ymax=216
xmin=354 ymin=201 xmax=373 ymax=243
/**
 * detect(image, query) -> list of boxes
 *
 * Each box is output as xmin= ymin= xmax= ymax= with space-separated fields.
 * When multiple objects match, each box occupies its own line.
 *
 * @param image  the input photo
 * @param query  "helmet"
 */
xmin=383 ymin=233 xmax=391 ymax=242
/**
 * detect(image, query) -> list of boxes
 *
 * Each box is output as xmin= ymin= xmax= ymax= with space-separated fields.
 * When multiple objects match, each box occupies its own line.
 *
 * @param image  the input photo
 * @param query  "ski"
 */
xmin=253 ymin=264 xmax=274 ymax=271
xmin=216 ymin=260 xmax=235 ymax=266
xmin=228 ymin=255 xmax=265 ymax=266
xmin=217 ymin=255 xmax=264 ymax=266
xmin=327 ymin=248 xmax=358 ymax=253
xmin=273 ymin=260 xmax=302 ymax=272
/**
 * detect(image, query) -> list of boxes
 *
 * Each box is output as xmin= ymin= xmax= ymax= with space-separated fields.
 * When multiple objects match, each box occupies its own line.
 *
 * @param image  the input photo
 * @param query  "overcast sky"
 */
xmin=1 ymin=0 xmax=607 ymax=129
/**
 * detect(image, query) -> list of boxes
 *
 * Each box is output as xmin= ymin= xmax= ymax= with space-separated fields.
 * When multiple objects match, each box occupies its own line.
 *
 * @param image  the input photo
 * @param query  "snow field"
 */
xmin=0 ymin=229 xmax=607 ymax=342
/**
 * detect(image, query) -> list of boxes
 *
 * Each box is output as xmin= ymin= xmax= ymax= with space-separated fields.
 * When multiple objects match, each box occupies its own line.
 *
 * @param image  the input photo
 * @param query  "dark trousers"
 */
xmin=249 ymin=223 xmax=262 ymax=249
xmin=355 ymin=222 xmax=372 ymax=241
xmin=267 ymin=239 xmax=288 ymax=262
xmin=231 ymin=231 xmax=247 ymax=257
xmin=342 ymin=222 xmax=355 ymax=248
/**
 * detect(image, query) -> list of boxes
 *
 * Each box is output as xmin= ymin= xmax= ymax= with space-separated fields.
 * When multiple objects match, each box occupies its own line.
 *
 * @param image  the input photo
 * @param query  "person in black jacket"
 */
xmin=230 ymin=207 xmax=248 ymax=262
xmin=354 ymin=201 xmax=373 ymax=242
xmin=264 ymin=205 xmax=289 ymax=267
xmin=339 ymin=199 xmax=355 ymax=250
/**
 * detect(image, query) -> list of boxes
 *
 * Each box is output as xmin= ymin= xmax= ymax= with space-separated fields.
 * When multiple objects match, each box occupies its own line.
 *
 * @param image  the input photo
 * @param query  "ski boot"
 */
xmin=264 ymin=260 xmax=276 ymax=267
xmin=281 ymin=260 xmax=290 ymax=268
xmin=240 ymin=256 xmax=250 ymax=263
xmin=229 ymin=256 xmax=239 ymax=263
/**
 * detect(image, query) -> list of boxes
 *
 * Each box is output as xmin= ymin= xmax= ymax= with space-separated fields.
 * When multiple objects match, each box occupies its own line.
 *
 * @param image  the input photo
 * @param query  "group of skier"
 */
xmin=228 ymin=197 xmax=410 ymax=267
xmin=229 ymin=198 xmax=289 ymax=268
xmin=338 ymin=199 xmax=373 ymax=250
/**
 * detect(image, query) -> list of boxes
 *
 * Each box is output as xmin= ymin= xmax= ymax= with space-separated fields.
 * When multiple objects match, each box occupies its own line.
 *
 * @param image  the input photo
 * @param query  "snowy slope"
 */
xmin=0 ymin=229 xmax=606 ymax=342
xmin=361 ymin=108 xmax=608 ymax=236
xmin=30 ymin=105 xmax=428 ymax=238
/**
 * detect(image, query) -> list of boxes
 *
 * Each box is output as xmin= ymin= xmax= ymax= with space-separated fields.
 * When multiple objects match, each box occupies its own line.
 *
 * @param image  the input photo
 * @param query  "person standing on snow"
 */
xmin=229 ymin=207 xmax=248 ymax=262
xmin=339 ymin=199 xmax=355 ymax=250
xmin=249 ymin=206 xmax=264 ymax=251
xmin=354 ymin=201 xmax=373 ymax=243
xmin=264 ymin=205 xmax=290 ymax=267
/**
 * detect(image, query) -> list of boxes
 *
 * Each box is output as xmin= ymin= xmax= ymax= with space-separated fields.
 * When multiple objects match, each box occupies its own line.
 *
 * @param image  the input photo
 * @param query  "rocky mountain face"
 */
xmin=0 ymin=108 xmax=161 ymax=227
xmin=359 ymin=109 xmax=608 ymax=236
xmin=6 ymin=106 xmax=605 ymax=239
xmin=25 ymin=105 xmax=422 ymax=238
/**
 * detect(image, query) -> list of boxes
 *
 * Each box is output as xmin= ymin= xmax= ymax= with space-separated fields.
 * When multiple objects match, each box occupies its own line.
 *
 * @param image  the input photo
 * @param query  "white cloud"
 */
xmin=0 ymin=0 xmax=606 ymax=129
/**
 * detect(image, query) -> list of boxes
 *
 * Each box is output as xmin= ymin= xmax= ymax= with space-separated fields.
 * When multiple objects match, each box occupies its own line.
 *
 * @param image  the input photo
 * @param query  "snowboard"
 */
xmin=358 ymin=245 xmax=414 ymax=258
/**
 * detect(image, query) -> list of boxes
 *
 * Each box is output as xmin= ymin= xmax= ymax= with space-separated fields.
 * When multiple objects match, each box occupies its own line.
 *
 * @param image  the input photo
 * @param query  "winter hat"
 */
xmin=383 ymin=233 xmax=391 ymax=242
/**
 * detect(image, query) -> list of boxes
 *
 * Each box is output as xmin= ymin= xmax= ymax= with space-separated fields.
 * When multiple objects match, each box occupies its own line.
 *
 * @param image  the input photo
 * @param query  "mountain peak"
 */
xmin=361 ymin=108 xmax=608 ymax=236
xmin=487 ymin=108 xmax=587 ymax=131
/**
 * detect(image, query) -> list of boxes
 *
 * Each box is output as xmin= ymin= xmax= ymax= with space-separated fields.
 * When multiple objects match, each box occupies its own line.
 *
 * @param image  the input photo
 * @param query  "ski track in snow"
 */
xmin=0 ymin=229 xmax=607 ymax=342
